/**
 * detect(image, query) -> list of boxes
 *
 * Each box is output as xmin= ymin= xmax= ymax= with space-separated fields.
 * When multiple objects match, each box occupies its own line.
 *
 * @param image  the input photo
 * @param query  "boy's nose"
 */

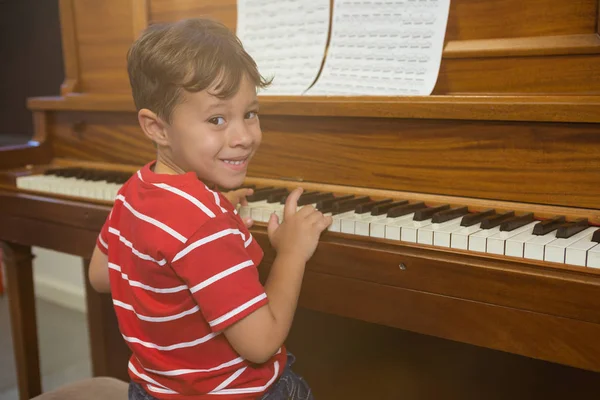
xmin=229 ymin=126 xmax=254 ymax=147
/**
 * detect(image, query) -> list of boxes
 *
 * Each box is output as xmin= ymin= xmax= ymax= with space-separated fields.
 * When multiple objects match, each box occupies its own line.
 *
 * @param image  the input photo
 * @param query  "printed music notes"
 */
xmin=307 ymin=0 xmax=451 ymax=96
xmin=236 ymin=0 xmax=330 ymax=95
xmin=236 ymin=0 xmax=451 ymax=96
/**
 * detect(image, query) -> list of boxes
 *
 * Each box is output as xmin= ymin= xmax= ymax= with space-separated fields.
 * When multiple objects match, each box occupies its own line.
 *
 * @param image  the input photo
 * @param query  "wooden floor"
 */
xmin=0 ymin=297 xmax=91 ymax=400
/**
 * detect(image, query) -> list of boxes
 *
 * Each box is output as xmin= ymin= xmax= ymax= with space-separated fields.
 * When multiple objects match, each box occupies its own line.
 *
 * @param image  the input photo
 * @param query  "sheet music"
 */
xmin=236 ymin=0 xmax=330 ymax=95
xmin=307 ymin=0 xmax=451 ymax=96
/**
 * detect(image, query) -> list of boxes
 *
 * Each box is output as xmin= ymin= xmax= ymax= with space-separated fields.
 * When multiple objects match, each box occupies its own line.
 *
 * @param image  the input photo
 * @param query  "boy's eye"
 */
xmin=208 ymin=116 xmax=226 ymax=125
xmin=245 ymin=110 xmax=258 ymax=119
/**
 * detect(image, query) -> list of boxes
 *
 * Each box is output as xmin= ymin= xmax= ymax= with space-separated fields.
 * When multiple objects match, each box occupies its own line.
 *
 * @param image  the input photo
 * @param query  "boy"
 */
xmin=88 ymin=18 xmax=332 ymax=399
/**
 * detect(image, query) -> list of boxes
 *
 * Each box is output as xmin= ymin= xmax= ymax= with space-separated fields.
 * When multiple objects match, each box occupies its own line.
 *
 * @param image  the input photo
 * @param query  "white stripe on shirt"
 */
xmin=210 ymin=366 xmax=248 ymax=393
xmin=190 ymin=260 xmax=254 ymax=294
xmin=210 ymin=361 xmax=280 ymax=395
xmin=116 ymin=194 xmax=187 ymax=243
xmin=113 ymin=299 xmax=199 ymax=322
xmin=153 ymin=182 xmax=217 ymax=218
xmin=172 ymin=228 xmax=247 ymax=263
xmin=128 ymin=361 xmax=178 ymax=394
xmin=205 ymin=185 xmax=227 ymax=213
xmin=108 ymin=227 xmax=167 ymax=266
xmin=98 ymin=234 xmax=108 ymax=250
xmin=144 ymin=356 xmax=244 ymax=376
xmin=109 ymin=263 xmax=187 ymax=294
xmin=209 ymin=293 xmax=267 ymax=328
xmin=122 ymin=331 xmax=219 ymax=351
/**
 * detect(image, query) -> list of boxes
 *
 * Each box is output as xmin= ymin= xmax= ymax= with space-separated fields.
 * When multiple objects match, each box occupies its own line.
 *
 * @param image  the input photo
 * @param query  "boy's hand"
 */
xmin=266 ymin=187 xmax=332 ymax=261
xmin=223 ymin=187 xmax=254 ymax=228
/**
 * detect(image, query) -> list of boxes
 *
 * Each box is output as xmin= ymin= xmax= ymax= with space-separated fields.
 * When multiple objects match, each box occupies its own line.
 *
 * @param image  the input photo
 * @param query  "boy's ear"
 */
xmin=138 ymin=109 xmax=170 ymax=147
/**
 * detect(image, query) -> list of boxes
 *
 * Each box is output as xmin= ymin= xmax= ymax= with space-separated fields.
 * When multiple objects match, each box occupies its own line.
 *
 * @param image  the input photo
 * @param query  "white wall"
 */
xmin=32 ymin=247 xmax=87 ymax=313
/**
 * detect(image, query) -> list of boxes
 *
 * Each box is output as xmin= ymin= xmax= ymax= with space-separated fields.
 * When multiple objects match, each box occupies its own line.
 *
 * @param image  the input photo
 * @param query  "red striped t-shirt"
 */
xmin=96 ymin=161 xmax=286 ymax=399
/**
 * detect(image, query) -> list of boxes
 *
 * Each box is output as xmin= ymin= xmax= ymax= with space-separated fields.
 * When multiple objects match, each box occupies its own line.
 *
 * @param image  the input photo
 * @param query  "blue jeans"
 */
xmin=129 ymin=353 xmax=313 ymax=400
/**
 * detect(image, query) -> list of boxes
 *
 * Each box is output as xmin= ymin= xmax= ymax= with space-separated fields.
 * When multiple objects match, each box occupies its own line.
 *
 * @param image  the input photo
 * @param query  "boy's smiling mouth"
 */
xmin=221 ymin=155 xmax=250 ymax=169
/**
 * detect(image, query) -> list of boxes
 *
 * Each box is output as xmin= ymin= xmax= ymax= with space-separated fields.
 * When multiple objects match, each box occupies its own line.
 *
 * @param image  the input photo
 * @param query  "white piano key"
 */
xmin=329 ymin=211 xmax=355 ymax=232
xmin=340 ymin=212 xmax=362 ymax=234
xmin=418 ymin=218 xmax=463 ymax=246
xmin=402 ymin=220 xmax=433 ymax=243
xmin=432 ymin=220 xmax=465 ymax=247
xmin=524 ymin=231 xmax=558 ymax=261
xmin=544 ymin=227 xmax=599 ymax=264
xmin=588 ymin=245 xmax=600 ymax=268
xmin=384 ymin=214 xmax=416 ymax=240
xmin=356 ymin=215 xmax=387 ymax=236
xmin=486 ymin=222 xmax=538 ymax=255
xmin=370 ymin=217 xmax=393 ymax=238
xmin=468 ymin=227 xmax=501 ymax=252
xmin=565 ymin=235 xmax=599 ymax=267
xmin=450 ymin=224 xmax=483 ymax=250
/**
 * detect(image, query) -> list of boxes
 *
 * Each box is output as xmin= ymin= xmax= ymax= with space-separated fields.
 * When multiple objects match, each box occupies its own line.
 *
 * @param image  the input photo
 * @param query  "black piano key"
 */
xmin=355 ymin=199 xmax=393 ymax=214
xmin=245 ymin=187 xmax=283 ymax=202
xmin=371 ymin=200 xmax=408 ymax=216
xmin=267 ymin=189 xmax=290 ymax=203
xmin=533 ymin=216 xmax=566 ymax=236
xmin=431 ymin=206 xmax=468 ymax=223
xmin=414 ymin=204 xmax=450 ymax=222
xmin=592 ymin=229 xmax=600 ymax=243
xmin=556 ymin=218 xmax=589 ymax=239
xmin=500 ymin=212 xmax=535 ymax=232
xmin=332 ymin=196 xmax=371 ymax=215
xmin=297 ymin=191 xmax=332 ymax=206
xmin=317 ymin=195 xmax=355 ymax=213
xmin=116 ymin=173 xmax=132 ymax=184
xmin=387 ymin=202 xmax=427 ymax=218
xmin=460 ymin=209 xmax=496 ymax=227
xmin=480 ymin=211 xmax=515 ymax=229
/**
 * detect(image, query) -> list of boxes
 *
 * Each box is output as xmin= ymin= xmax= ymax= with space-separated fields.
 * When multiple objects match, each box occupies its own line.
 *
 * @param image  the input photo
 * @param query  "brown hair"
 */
xmin=127 ymin=18 xmax=271 ymax=122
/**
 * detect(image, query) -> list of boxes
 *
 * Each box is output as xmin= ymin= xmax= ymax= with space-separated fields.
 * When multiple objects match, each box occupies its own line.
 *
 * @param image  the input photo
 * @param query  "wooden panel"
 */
xmin=444 ymin=34 xmax=600 ymax=58
xmin=253 ymin=116 xmax=600 ymax=210
xmin=252 ymin=230 xmax=600 ymax=325
xmin=286 ymin=308 xmax=600 ymax=400
xmin=51 ymin=111 xmax=154 ymax=164
xmin=72 ymin=0 xmax=140 ymax=94
xmin=290 ymin=269 xmax=600 ymax=372
xmin=150 ymin=0 xmax=237 ymax=31
xmin=59 ymin=0 xmax=80 ymax=95
xmin=435 ymin=54 xmax=600 ymax=94
xmin=27 ymin=94 xmax=600 ymax=123
xmin=47 ymin=110 xmax=600 ymax=209
xmin=445 ymin=0 xmax=598 ymax=40
xmin=150 ymin=0 xmax=598 ymax=41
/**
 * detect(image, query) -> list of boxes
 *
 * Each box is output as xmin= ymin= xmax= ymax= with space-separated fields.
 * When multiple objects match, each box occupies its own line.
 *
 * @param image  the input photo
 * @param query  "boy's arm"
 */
xmin=223 ymin=251 xmax=305 ymax=364
xmin=89 ymin=244 xmax=110 ymax=293
xmin=223 ymin=188 xmax=331 ymax=363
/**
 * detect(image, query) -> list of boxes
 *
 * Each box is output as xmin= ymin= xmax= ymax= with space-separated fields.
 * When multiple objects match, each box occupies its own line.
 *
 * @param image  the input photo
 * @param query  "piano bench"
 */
xmin=30 ymin=377 xmax=128 ymax=400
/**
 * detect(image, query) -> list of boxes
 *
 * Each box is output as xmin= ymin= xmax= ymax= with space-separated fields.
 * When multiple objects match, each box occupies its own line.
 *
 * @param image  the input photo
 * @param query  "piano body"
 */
xmin=2 ymin=0 xmax=600 ymax=399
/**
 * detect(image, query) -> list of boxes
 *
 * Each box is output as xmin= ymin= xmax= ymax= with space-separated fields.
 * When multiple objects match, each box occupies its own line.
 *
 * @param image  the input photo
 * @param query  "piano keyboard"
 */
xmin=238 ymin=186 xmax=600 ymax=269
xmin=15 ymin=169 xmax=600 ymax=269
xmin=16 ymin=167 xmax=130 ymax=201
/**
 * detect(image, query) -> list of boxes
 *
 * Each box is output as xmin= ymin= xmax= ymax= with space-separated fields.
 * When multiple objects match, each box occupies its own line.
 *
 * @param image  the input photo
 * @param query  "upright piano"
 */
xmin=2 ymin=0 xmax=600 ymax=399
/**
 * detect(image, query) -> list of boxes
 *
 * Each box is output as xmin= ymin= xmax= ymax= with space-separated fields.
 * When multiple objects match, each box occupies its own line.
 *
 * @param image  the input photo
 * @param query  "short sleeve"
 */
xmin=170 ymin=213 xmax=267 ymax=332
xmin=96 ymin=208 xmax=114 ymax=255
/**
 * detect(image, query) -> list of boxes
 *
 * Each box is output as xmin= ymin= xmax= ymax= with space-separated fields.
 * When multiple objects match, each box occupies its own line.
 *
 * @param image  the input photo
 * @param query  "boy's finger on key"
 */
xmin=284 ymin=187 xmax=303 ymax=220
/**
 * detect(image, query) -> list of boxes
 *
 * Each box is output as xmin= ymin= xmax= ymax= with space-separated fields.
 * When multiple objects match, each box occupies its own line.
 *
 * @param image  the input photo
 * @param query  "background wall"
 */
xmin=1 ymin=0 xmax=86 ymax=311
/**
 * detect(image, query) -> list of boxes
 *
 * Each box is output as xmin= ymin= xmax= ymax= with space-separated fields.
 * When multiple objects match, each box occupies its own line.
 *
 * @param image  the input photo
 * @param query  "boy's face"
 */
xmin=166 ymin=75 xmax=261 ymax=189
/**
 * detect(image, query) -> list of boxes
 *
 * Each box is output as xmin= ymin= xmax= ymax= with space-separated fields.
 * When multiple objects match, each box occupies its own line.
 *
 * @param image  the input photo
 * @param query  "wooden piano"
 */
xmin=2 ymin=0 xmax=600 ymax=399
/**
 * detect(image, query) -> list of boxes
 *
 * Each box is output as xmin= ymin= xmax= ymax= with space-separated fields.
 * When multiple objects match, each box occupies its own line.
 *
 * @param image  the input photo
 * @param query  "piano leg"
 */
xmin=82 ymin=258 xmax=130 ymax=382
xmin=1 ymin=242 xmax=42 ymax=400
